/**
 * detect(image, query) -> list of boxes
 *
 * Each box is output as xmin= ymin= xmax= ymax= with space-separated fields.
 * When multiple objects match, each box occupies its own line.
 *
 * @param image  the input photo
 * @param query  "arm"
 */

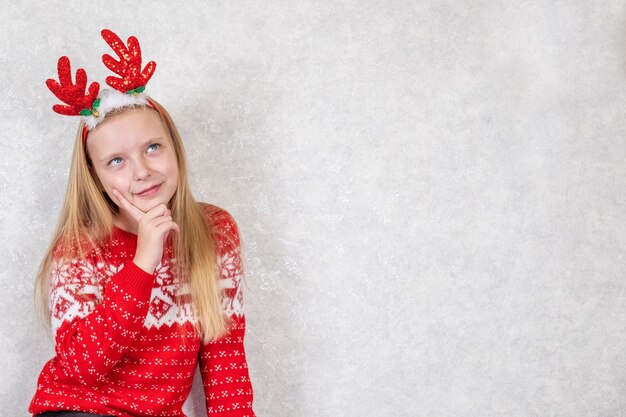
xmin=199 ymin=208 xmax=255 ymax=416
xmin=50 ymin=196 xmax=174 ymax=387
xmin=49 ymin=251 xmax=154 ymax=386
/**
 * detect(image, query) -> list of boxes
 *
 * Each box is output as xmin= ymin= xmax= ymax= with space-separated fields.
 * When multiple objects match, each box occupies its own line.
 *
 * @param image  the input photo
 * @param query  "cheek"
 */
xmin=171 ymin=168 xmax=179 ymax=188
xmin=90 ymin=167 xmax=108 ymax=192
xmin=99 ymin=172 xmax=129 ymax=193
xmin=170 ymin=165 xmax=179 ymax=182
xmin=167 ymin=157 xmax=179 ymax=183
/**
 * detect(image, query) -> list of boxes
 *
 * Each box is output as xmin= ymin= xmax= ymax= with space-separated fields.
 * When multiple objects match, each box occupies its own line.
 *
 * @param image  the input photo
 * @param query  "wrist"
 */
xmin=132 ymin=257 xmax=156 ymax=274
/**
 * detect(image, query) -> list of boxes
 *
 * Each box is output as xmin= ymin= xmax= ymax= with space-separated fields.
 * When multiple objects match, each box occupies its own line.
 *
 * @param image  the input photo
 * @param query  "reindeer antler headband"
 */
xmin=46 ymin=29 xmax=158 ymax=140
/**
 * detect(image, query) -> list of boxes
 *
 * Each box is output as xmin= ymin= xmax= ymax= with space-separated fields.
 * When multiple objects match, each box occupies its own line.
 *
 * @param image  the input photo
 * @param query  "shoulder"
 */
xmin=52 ymin=228 xmax=101 ymax=261
xmin=199 ymin=203 xmax=240 ymax=233
xmin=198 ymin=203 xmax=242 ymax=250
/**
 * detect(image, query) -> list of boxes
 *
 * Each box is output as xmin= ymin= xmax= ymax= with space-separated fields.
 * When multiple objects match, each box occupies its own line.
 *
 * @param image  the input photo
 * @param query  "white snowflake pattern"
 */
xmin=50 ymin=258 xmax=107 ymax=334
xmin=49 ymin=239 xmax=245 ymax=334
xmin=218 ymin=248 xmax=244 ymax=317
xmin=143 ymin=259 xmax=197 ymax=329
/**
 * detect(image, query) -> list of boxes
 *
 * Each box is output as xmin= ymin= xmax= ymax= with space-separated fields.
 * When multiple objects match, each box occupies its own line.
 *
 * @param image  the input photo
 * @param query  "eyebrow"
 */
xmin=98 ymin=137 xmax=165 ymax=163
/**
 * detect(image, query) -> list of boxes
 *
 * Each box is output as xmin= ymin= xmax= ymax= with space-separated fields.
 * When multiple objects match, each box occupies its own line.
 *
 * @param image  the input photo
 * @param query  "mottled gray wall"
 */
xmin=1 ymin=1 xmax=625 ymax=416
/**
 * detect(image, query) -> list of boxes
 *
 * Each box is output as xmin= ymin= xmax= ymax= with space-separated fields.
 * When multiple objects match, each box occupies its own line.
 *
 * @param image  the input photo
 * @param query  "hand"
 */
xmin=110 ymin=189 xmax=179 ymax=274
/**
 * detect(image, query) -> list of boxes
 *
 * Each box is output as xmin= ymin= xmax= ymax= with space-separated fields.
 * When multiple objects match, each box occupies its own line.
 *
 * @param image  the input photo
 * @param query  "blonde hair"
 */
xmin=35 ymin=98 xmax=230 ymax=343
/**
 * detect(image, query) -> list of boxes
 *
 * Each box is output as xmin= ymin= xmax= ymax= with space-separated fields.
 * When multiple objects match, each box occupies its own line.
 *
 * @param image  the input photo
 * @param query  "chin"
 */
xmin=136 ymin=195 xmax=175 ymax=211
xmin=135 ymin=199 xmax=165 ymax=211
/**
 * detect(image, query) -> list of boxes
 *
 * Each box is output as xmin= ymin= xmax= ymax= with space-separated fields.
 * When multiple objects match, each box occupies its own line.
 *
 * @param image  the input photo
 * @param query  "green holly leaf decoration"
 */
xmin=126 ymin=86 xmax=146 ymax=95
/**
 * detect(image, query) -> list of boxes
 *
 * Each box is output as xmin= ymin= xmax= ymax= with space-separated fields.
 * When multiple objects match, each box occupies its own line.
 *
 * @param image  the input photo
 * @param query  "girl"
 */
xmin=28 ymin=29 xmax=255 ymax=417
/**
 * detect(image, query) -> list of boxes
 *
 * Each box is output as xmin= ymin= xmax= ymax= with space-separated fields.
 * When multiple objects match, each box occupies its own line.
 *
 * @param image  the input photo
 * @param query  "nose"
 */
xmin=133 ymin=158 xmax=151 ymax=180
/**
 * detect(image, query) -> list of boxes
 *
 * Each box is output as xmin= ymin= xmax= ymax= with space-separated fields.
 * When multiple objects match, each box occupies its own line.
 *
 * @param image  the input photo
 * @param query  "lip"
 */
xmin=134 ymin=183 xmax=162 ymax=197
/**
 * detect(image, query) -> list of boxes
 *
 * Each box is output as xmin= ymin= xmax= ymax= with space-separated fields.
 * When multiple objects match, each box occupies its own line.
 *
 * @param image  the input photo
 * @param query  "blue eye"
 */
xmin=147 ymin=143 xmax=160 ymax=152
xmin=109 ymin=157 xmax=123 ymax=167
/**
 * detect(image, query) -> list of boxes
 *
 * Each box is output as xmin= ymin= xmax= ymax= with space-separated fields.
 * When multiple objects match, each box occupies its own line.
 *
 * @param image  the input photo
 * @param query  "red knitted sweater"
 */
xmin=29 ymin=205 xmax=255 ymax=417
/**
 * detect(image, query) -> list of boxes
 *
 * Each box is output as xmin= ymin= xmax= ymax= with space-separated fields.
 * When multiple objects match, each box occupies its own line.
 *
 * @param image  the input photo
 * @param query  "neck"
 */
xmin=114 ymin=211 xmax=138 ymax=235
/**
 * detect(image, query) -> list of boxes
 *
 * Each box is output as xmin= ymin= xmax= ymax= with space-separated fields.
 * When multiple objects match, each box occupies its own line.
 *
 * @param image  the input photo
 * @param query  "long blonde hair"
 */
xmin=35 ymin=98 xmax=230 ymax=343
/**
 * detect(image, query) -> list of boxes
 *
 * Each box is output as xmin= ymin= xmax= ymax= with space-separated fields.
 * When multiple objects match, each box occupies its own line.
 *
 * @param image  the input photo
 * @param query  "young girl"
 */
xmin=28 ymin=29 xmax=255 ymax=417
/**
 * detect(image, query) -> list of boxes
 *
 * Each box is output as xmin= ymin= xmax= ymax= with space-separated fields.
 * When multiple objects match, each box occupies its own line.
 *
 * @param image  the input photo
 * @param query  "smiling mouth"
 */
xmin=134 ymin=183 xmax=162 ymax=197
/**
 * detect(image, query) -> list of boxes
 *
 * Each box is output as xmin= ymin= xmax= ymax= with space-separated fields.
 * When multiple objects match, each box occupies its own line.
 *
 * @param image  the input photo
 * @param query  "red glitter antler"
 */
xmin=101 ymin=29 xmax=156 ymax=94
xmin=46 ymin=56 xmax=101 ymax=116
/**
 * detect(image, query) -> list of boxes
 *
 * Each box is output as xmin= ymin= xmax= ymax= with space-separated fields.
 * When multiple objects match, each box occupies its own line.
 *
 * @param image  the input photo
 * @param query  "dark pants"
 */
xmin=35 ymin=412 xmax=114 ymax=417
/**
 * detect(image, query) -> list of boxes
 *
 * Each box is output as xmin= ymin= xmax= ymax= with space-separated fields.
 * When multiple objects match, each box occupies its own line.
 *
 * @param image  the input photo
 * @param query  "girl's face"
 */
xmin=86 ymin=107 xmax=179 ymax=219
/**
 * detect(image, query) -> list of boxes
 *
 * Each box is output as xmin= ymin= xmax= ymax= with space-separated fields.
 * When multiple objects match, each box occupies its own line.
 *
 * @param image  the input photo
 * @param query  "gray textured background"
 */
xmin=1 ymin=1 xmax=625 ymax=416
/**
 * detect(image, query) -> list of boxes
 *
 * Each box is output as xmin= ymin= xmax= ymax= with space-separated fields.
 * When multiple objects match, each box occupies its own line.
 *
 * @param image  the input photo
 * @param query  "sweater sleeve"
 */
xmin=49 ymin=250 xmax=154 ymax=387
xmin=199 ymin=208 xmax=255 ymax=416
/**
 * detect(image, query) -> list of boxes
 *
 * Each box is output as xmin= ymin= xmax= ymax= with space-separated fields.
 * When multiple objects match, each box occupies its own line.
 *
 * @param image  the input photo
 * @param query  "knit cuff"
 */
xmin=119 ymin=260 xmax=155 ymax=296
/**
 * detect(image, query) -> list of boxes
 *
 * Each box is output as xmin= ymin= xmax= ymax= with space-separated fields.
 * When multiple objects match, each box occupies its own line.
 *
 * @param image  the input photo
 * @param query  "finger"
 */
xmin=151 ymin=214 xmax=172 ymax=224
xmin=163 ymin=223 xmax=180 ymax=243
xmin=167 ymin=222 xmax=179 ymax=240
xmin=153 ymin=219 xmax=178 ymax=241
xmin=150 ymin=216 xmax=178 ymax=231
xmin=166 ymin=221 xmax=180 ymax=236
xmin=142 ymin=203 xmax=170 ymax=220
xmin=150 ymin=215 xmax=174 ymax=230
xmin=110 ymin=189 xmax=145 ymax=221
